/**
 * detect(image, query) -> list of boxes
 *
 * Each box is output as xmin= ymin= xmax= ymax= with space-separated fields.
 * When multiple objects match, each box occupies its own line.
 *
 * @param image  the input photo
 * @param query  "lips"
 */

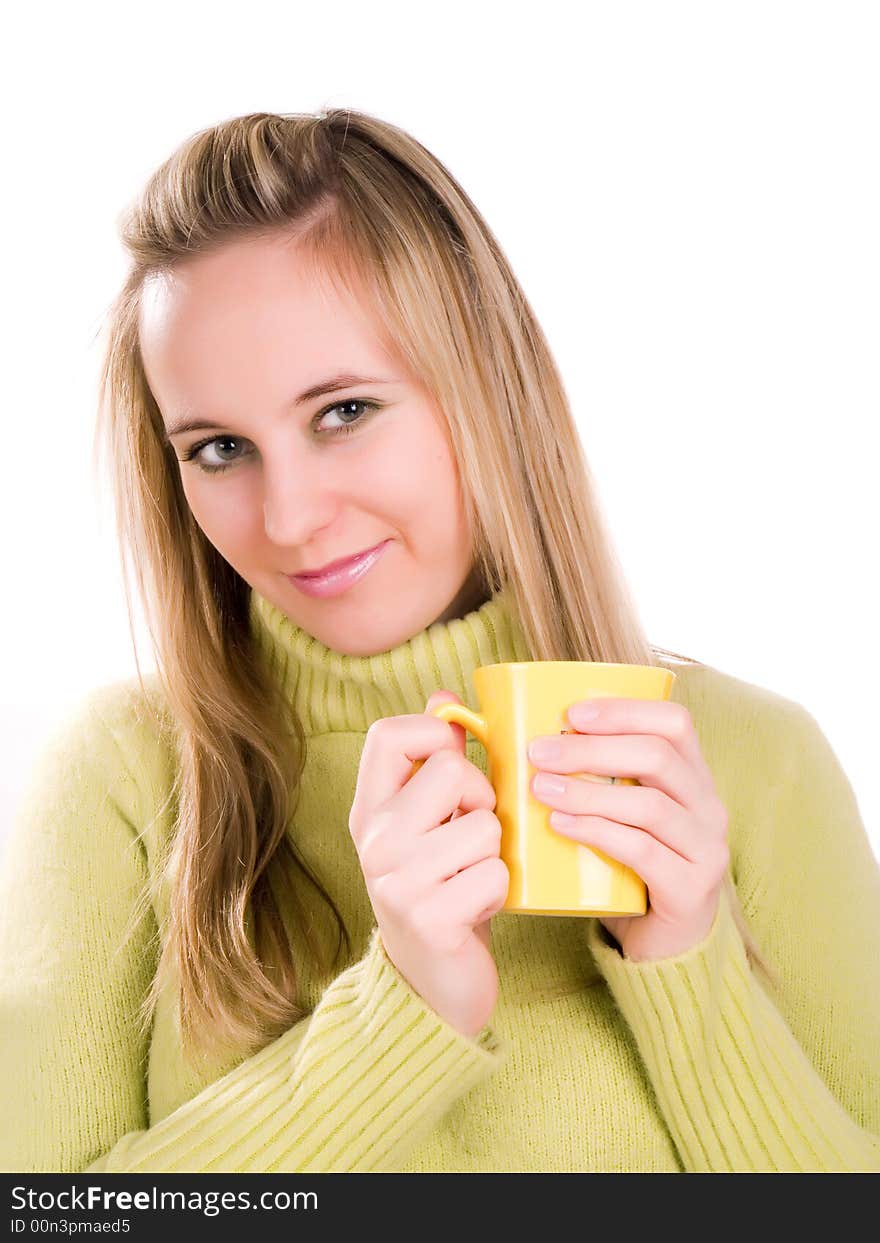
xmin=293 ymin=540 xmax=388 ymax=579
xmin=286 ymin=539 xmax=392 ymax=599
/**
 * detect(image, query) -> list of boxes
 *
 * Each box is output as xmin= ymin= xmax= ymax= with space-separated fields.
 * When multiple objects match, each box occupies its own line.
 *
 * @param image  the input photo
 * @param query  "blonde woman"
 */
xmin=2 ymin=109 xmax=878 ymax=1174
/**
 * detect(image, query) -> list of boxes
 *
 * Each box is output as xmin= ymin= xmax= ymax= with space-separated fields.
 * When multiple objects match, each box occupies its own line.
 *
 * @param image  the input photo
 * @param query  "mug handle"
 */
xmin=414 ymin=704 xmax=629 ymax=787
xmin=409 ymin=701 xmax=490 ymax=777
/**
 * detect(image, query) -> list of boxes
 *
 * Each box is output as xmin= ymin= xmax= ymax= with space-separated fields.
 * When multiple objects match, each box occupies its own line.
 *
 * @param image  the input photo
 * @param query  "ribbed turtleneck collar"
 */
xmin=247 ymin=582 xmax=532 ymax=736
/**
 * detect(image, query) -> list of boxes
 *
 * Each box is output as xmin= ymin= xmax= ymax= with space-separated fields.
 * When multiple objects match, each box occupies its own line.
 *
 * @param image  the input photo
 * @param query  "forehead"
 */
xmin=140 ymin=235 xmax=381 ymax=350
xmin=138 ymin=235 xmax=402 ymax=401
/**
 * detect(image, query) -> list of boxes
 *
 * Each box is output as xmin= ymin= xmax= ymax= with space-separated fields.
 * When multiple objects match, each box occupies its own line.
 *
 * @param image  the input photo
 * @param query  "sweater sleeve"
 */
xmin=0 ymin=690 xmax=506 ymax=1175
xmin=584 ymin=701 xmax=880 ymax=1173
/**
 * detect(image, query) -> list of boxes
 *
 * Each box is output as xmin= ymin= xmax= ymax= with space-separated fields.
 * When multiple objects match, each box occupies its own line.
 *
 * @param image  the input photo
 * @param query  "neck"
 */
xmin=431 ymin=566 xmax=492 ymax=626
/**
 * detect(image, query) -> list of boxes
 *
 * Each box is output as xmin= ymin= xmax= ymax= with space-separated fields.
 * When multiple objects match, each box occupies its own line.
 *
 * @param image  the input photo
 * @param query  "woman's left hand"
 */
xmin=527 ymin=697 xmax=731 ymax=962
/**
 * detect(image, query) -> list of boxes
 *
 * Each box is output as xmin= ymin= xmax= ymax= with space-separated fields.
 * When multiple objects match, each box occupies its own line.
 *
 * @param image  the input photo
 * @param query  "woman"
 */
xmin=2 ymin=108 xmax=878 ymax=1174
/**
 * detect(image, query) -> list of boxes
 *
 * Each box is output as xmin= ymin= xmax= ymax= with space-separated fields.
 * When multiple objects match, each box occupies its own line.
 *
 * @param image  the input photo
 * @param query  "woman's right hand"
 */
xmin=348 ymin=690 xmax=509 ymax=1039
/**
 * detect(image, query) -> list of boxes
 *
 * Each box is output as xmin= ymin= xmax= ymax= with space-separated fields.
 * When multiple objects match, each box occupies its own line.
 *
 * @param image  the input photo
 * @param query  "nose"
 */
xmin=262 ymin=450 xmax=340 ymax=547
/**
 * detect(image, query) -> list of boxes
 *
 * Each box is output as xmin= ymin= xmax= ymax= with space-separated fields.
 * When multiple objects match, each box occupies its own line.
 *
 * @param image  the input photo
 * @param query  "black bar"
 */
xmin=0 ymin=1171 xmax=869 ymax=1237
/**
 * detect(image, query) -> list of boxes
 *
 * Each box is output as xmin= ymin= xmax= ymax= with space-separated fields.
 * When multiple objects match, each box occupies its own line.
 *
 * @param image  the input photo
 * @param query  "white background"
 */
xmin=2 ymin=1 xmax=877 ymax=860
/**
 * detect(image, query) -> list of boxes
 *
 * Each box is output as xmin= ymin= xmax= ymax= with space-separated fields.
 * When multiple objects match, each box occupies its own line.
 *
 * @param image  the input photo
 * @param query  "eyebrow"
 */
xmin=162 ymin=373 xmax=395 ymax=440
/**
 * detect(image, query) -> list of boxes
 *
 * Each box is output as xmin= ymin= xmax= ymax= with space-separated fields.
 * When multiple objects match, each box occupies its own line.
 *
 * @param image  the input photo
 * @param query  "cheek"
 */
xmin=369 ymin=423 xmax=462 ymax=515
xmin=182 ymin=477 xmax=259 ymax=551
xmin=400 ymin=453 xmax=468 ymax=570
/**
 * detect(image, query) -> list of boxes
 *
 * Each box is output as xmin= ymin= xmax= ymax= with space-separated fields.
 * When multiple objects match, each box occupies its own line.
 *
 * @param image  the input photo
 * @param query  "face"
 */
xmin=139 ymin=231 xmax=487 ymax=656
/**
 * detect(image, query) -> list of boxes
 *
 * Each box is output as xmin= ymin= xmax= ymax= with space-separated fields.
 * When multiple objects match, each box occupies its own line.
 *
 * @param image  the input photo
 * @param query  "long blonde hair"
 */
xmin=94 ymin=107 xmax=776 ymax=1067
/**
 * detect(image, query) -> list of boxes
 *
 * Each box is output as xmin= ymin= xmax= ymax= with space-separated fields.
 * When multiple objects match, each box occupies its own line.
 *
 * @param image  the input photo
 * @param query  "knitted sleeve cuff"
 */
xmin=584 ymin=886 xmax=880 ymax=1172
xmin=86 ymin=924 xmax=505 ymax=1174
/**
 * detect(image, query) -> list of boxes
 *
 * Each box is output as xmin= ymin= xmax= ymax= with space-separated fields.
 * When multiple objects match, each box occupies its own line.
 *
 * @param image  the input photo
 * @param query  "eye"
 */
xmin=180 ymin=435 xmax=251 ymax=474
xmin=178 ymin=398 xmax=383 ymax=475
xmin=317 ymin=398 xmax=380 ymax=435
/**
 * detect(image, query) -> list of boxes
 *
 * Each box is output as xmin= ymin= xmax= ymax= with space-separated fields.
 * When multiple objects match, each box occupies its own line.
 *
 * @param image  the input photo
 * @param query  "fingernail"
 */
xmin=571 ymin=701 xmax=601 ymax=723
xmin=529 ymin=738 xmax=562 ymax=763
xmin=534 ymin=772 xmax=567 ymax=796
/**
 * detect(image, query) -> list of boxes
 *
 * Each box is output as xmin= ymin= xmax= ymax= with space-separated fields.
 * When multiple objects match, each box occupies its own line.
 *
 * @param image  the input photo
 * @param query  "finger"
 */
xmin=539 ymin=781 xmax=706 ymax=863
xmin=530 ymin=733 xmax=696 ymax=808
xmin=550 ymin=814 xmax=690 ymax=898
xmin=424 ymin=691 xmax=468 ymax=819
xmin=351 ymin=703 xmax=476 ymax=835
xmin=426 ymin=855 xmax=509 ymax=941
xmin=393 ymin=809 xmax=502 ymax=889
xmin=566 ymin=698 xmax=716 ymax=792
xmin=426 ymin=689 xmax=468 ymax=755
xmin=358 ymin=747 xmax=496 ymax=865
xmin=410 ymin=690 xmax=468 ymax=775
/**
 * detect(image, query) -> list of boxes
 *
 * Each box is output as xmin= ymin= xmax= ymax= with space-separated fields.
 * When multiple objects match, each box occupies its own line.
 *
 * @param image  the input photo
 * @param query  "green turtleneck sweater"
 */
xmin=2 ymin=584 xmax=879 ymax=1173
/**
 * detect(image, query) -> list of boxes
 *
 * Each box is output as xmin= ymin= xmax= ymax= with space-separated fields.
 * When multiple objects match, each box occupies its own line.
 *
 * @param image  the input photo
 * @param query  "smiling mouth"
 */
xmin=292 ymin=540 xmax=389 ymax=579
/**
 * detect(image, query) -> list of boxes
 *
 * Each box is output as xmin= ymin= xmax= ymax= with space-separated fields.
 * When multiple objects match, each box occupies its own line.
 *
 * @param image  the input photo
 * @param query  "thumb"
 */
xmin=424 ymin=688 xmax=466 ymax=751
xmin=425 ymin=687 xmax=463 ymax=712
xmin=425 ymin=690 xmax=467 ymax=821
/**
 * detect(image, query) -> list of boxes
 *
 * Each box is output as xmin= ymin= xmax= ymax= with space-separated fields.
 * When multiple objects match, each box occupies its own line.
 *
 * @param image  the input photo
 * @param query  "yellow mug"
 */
xmin=416 ymin=661 xmax=676 ymax=917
